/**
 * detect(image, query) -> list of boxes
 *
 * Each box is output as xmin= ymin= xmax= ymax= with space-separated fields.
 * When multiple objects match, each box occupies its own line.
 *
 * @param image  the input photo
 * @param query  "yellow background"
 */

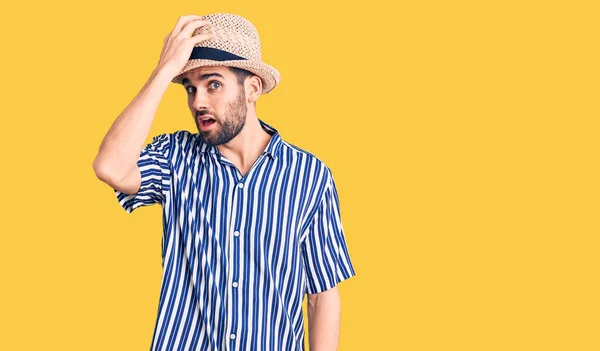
xmin=1 ymin=0 xmax=598 ymax=350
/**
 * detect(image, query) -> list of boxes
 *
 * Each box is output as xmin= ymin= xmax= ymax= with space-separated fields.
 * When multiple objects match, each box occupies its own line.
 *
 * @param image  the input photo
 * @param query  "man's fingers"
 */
xmin=172 ymin=16 xmax=207 ymax=37
xmin=179 ymin=19 xmax=211 ymax=39
xmin=189 ymin=32 xmax=213 ymax=45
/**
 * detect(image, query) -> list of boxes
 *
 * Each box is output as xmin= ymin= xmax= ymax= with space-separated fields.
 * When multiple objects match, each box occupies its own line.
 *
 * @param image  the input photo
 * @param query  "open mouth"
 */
xmin=199 ymin=117 xmax=216 ymax=128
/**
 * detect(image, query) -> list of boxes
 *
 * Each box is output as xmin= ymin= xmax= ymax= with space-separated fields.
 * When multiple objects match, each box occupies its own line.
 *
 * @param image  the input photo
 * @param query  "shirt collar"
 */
xmin=198 ymin=119 xmax=283 ymax=160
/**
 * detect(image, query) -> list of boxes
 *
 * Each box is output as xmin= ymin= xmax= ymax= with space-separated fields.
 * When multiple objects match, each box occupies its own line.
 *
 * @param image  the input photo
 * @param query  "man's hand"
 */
xmin=157 ymin=15 xmax=213 ymax=78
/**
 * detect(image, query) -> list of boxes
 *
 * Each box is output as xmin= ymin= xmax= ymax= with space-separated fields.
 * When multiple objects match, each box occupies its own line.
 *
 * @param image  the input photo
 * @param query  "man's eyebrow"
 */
xmin=181 ymin=73 xmax=225 ymax=85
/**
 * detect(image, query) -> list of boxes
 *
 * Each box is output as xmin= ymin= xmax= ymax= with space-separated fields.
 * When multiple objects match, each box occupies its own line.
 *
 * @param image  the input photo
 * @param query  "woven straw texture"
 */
xmin=171 ymin=13 xmax=281 ymax=94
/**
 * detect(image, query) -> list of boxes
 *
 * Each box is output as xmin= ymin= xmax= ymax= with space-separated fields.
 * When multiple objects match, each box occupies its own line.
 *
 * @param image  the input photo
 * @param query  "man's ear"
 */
xmin=246 ymin=75 xmax=262 ymax=102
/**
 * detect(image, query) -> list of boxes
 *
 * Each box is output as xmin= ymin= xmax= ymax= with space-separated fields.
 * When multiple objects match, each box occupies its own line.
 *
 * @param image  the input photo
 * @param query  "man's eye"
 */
xmin=209 ymin=81 xmax=221 ymax=90
xmin=185 ymin=86 xmax=195 ymax=94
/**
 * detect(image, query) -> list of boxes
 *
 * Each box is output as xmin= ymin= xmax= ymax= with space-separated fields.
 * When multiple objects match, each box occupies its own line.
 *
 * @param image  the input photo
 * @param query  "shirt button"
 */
xmin=232 ymin=281 xmax=238 ymax=288
xmin=238 ymin=183 xmax=244 ymax=189
xmin=230 ymin=334 xmax=236 ymax=339
xmin=234 ymin=231 xmax=240 ymax=237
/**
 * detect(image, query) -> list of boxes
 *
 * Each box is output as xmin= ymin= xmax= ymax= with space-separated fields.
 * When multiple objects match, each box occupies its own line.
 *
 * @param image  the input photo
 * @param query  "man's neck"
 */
xmin=217 ymin=116 xmax=272 ymax=176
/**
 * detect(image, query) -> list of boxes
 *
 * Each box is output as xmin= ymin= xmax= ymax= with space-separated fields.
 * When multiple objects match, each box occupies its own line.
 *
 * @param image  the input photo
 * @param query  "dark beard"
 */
xmin=199 ymin=89 xmax=247 ymax=146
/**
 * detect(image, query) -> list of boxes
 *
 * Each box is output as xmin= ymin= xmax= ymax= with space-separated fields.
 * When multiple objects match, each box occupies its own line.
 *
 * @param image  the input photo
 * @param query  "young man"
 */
xmin=93 ymin=13 xmax=356 ymax=351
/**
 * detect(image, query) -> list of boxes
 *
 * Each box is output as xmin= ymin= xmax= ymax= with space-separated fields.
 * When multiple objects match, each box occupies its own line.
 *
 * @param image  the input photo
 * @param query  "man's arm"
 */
xmin=307 ymin=286 xmax=341 ymax=351
xmin=92 ymin=15 xmax=212 ymax=193
xmin=93 ymin=67 xmax=172 ymax=194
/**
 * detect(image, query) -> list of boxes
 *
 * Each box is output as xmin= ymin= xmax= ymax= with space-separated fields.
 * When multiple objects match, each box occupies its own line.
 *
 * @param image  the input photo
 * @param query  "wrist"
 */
xmin=152 ymin=64 xmax=179 ymax=83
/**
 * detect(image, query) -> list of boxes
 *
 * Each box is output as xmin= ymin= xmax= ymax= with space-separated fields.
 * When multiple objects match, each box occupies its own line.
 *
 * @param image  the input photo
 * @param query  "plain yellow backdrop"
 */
xmin=1 ymin=0 xmax=598 ymax=350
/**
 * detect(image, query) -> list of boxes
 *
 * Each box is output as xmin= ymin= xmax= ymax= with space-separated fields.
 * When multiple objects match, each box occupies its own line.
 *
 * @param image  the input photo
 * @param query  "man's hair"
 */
xmin=228 ymin=67 xmax=259 ymax=104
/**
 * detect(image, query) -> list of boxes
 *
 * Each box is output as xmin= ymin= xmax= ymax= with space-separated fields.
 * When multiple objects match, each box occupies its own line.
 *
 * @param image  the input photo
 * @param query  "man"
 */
xmin=93 ymin=13 xmax=355 ymax=351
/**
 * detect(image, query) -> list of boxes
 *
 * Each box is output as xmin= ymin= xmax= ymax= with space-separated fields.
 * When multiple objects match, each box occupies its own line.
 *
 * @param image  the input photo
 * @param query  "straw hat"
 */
xmin=171 ymin=13 xmax=281 ymax=94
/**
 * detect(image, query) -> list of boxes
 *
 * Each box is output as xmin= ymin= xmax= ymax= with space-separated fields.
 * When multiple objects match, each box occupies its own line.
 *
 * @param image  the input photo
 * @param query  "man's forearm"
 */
xmin=93 ymin=66 xmax=174 ymax=183
xmin=307 ymin=286 xmax=341 ymax=351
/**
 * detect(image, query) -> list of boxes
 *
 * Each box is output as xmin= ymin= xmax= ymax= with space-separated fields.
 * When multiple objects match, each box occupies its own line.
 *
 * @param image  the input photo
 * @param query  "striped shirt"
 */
xmin=114 ymin=119 xmax=356 ymax=351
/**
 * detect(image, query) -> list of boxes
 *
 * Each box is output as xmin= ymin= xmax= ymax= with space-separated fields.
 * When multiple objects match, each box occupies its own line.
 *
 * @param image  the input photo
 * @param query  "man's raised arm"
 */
xmin=92 ymin=15 xmax=213 ymax=193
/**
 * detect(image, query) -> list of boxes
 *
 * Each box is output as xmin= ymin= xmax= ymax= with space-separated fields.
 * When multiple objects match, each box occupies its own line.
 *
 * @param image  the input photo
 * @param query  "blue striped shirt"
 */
xmin=114 ymin=119 xmax=356 ymax=351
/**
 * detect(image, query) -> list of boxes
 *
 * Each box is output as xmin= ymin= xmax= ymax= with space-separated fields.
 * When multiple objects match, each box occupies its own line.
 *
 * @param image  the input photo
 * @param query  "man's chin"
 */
xmin=198 ymin=126 xmax=216 ymax=138
xmin=199 ymin=132 xmax=224 ymax=146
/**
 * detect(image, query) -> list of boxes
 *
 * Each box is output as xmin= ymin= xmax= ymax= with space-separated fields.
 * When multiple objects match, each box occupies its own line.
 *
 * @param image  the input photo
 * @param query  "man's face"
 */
xmin=181 ymin=66 xmax=247 ymax=146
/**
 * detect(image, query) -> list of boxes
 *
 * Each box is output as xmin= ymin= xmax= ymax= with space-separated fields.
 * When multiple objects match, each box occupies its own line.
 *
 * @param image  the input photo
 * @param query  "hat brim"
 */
xmin=171 ymin=59 xmax=281 ymax=94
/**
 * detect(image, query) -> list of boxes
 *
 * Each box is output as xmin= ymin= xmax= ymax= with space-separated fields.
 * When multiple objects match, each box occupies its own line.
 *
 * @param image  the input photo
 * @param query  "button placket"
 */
xmin=228 ymin=179 xmax=245 ymax=346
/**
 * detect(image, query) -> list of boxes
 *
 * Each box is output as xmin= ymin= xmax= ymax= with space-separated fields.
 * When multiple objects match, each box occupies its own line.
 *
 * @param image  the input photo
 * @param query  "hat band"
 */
xmin=189 ymin=47 xmax=247 ymax=61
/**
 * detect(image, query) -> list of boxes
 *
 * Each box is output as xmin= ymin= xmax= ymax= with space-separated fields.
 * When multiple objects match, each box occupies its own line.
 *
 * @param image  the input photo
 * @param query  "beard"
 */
xmin=197 ymin=88 xmax=247 ymax=146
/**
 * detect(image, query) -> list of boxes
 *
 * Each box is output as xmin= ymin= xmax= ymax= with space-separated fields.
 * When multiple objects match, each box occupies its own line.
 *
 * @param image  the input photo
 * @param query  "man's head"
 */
xmin=171 ymin=13 xmax=281 ymax=94
xmin=180 ymin=65 xmax=262 ymax=146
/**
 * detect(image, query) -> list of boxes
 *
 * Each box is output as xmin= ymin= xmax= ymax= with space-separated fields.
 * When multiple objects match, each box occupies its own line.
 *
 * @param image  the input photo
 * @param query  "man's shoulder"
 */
xmin=152 ymin=129 xmax=201 ymax=148
xmin=279 ymin=138 xmax=332 ymax=177
xmin=172 ymin=129 xmax=199 ymax=142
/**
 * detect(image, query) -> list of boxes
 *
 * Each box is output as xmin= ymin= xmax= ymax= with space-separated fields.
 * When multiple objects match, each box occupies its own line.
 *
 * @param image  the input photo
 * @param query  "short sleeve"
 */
xmin=114 ymin=133 xmax=172 ymax=214
xmin=301 ymin=171 xmax=356 ymax=294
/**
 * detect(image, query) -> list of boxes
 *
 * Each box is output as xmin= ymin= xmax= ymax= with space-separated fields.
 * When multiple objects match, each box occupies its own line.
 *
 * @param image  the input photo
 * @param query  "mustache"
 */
xmin=196 ymin=110 xmax=216 ymax=118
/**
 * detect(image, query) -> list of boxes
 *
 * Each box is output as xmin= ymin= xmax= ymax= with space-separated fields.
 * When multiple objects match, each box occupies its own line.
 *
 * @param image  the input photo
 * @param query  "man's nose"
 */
xmin=192 ymin=90 xmax=211 ymax=112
